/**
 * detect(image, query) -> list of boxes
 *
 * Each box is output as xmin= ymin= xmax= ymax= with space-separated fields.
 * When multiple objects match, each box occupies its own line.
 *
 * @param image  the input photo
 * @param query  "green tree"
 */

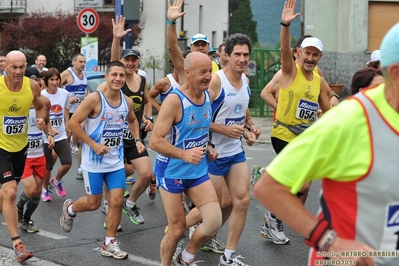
xmin=229 ymin=0 xmax=258 ymax=43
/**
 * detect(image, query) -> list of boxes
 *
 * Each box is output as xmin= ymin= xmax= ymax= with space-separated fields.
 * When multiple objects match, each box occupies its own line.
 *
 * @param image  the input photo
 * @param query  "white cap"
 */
xmin=368 ymin=50 xmax=381 ymax=63
xmin=300 ymin=37 xmax=323 ymax=52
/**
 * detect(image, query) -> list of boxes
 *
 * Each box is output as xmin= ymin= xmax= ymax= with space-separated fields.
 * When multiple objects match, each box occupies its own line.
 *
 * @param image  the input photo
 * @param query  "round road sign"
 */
xmin=77 ymin=8 xmax=100 ymax=34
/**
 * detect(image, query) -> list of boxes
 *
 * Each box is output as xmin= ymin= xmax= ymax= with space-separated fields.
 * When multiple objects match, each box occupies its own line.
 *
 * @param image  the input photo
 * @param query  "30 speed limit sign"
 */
xmin=77 ymin=8 xmax=99 ymax=34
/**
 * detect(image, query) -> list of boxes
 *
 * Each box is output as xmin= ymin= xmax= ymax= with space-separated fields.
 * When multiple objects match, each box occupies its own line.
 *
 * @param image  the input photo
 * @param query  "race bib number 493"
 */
xmin=3 ymin=116 xmax=27 ymax=135
xmin=295 ymin=99 xmax=319 ymax=122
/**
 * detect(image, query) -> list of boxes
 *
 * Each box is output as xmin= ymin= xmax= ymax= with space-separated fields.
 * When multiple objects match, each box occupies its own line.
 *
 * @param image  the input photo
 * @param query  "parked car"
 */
xmin=86 ymin=70 xmax=149 ymax=139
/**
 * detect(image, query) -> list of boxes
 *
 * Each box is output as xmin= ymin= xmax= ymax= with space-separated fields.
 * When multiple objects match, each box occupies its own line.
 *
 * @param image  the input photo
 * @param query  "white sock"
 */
xmin=126 ymin=200 xmax=135 ymax=208
xmin=52 ymin=178 xmax=60 ymax=185
xmin=103 ymin=200 xmax=108 ymax=206
xmin=67 ymin=205 xmax=75 ymax=216
xmin=224 ymin=249 xmax=235 ymax=260
xmin=105 ymin=237 xmax=115 ymax=245
xmin=181 ymin=249 xmax=194 ymax=263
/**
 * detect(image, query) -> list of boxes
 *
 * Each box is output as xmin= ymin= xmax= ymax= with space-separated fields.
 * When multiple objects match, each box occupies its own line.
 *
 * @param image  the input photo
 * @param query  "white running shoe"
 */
xmin=260 ymin=211 xmax=290 ymax=245
xmin=100 ymin=239 xmax=128 ymax=259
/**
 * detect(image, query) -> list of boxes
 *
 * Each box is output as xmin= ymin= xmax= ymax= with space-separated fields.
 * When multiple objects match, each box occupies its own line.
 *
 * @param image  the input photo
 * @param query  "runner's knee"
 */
xmin=198 ymin=202 xmax=222 ymax=236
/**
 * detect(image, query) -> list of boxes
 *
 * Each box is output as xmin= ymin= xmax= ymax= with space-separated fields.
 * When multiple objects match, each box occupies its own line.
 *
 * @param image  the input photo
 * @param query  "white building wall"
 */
xmin=24 ymin=0 xmax=228 ymax=85
xmin=27 ymin=0 xmax=74 ymax=13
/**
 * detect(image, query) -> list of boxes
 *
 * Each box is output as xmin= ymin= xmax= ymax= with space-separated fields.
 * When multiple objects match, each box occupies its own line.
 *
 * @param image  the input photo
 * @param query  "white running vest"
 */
xmin=81 ymin=90 xmax=128 ymax=173
xmin=41 ymin=88 xmax=70 ymax=143
xmin=27 ymin=108 xmax=44 ymax=158
xmin=211 ymin=70 xmax=250 ymax=158
xmin=64 ymin=67 xmax=88 ymax=113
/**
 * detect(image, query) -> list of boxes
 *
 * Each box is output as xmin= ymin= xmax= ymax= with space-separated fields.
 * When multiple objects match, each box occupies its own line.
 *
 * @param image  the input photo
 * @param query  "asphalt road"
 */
xmin=0 ymin=138 xmax=321 ymax=266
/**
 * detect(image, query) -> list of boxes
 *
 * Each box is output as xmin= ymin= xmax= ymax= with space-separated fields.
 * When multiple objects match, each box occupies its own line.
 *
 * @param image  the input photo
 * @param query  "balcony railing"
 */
xmin=0 ymin=0 xmax=26 ymax=13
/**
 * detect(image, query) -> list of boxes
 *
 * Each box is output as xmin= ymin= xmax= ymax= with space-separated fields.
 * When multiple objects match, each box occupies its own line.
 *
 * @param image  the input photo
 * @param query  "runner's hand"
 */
xmin=112 ymin=15 xmax=131 ymax=39
xmin=167 ymin=0 xmax=187 ymax=22
xmin=281 ymin=0 xmax=301 ymax=25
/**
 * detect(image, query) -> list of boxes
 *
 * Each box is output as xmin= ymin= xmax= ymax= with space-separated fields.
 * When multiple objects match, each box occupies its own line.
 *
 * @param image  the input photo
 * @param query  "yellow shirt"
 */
xmin=271 ymin=64 xmax=321 ymax=142
xmin=212 ymin=61 xmax=220 ymax=73
xmin=0 ymin=76 xmax=33 ymax=152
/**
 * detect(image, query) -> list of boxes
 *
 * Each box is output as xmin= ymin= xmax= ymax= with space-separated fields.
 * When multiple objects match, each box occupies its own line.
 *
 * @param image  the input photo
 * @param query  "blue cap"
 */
xmin=191 ymin=33 xmax=209 ymax=45
xmin=380 ymin=23 xmax=399 ymax=68
xmin=209 ymin=45 xmax=215 ymax=53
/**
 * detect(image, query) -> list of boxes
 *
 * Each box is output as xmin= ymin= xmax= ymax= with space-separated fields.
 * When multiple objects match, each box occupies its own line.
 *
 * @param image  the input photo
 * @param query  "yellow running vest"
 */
xmin=271 ymin=64 xmax=321 ymax=142
xmin=0 ymin=76 xmax=34 ymax=152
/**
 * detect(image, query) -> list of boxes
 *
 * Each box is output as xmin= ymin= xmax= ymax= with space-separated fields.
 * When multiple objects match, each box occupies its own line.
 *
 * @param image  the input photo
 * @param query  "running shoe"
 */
xmin=124 ymin=190 xmax=130 ymax=198
xmin=100 ymin=239 xmax=128 ymax=259
xmin=218 ymin=253 xmax=249 ymax=266
xmin=103 ymin=222 xmax=123 ymax=232
xmin=71 ymin=146 xmax=78 ymax=154
xmin=71 ymin=145 xmax=79 ymax=154
xmin=60 ymin=199 xmax=75 ymax=233
xmin=145 ymin=181 xmax=156 ymax=200
xmin=182 ymin=192 xmax=193 ymax=214
xmin=122 ymin=200 xmax=144 ymax=225
xmin=188 ymin=223 xmax=198 ymax=239
xmin=250 ymin=165 xmax=264 ymax=190
xmin=14 ymin=242 xmax=34 ymax=263
xmin=101 ymin=203 xmax=108 ymax=214
xmin=76 ymin=168 xmax=83 ymax=179
xmin=201 ymin=235 xmax=225 ymax=254
xmin=50 ymin=177 xmax=67 ymax=197
xmin=41 ymin=188 xmax=52 ymax=202
xmin=18 ymin=220 xmax=39 ymax=233
xmin=125 ymin=175 xmax=136 ymax=185
xmin=260 ymin=211 xmax=290 ymax=245
xmin=173 ymin=247 xmax=203 ymax=266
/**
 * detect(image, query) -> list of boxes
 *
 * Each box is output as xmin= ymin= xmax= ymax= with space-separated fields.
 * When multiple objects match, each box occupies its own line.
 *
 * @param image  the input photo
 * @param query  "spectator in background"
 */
xmin=34 ymin=55 xmax=48 ymax=73
xmin=350 ymin=67 xmax=384 ymax=95
xmin=366 ymin=50 xmax=381 ymax=69
xmin=0 ymin=51 xmax=6 ymax=75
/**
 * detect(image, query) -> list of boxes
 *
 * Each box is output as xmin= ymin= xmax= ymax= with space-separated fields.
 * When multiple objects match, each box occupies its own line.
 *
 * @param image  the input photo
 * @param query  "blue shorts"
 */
xmin=208 ymin=151 xmax=246 ymax=176
xmin=82 ymin=168 xmax=126 ymax=195
xmin=156 ymin=174 xmax=210 ymax=194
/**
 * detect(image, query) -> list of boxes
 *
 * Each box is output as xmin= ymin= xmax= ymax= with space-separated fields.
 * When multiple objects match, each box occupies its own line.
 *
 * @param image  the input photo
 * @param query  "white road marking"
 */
xmin=1 ymin=223 xmax=67 ymax=240
xmin=93 ymin=248 xmax=161 ymax=265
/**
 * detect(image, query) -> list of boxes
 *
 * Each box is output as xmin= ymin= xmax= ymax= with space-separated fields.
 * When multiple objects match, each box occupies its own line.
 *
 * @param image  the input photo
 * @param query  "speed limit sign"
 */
xmin=77 ymin=8 xmax=99 ymax=34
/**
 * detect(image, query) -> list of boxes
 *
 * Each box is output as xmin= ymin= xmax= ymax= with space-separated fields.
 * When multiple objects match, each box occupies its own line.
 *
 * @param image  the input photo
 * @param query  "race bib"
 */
xmin=28 ymin=133 xmax=43 ymax=149
xmin=122 ymin=121 xmax=133 ymax=140
xmin=2 ymin=116 xmax=27 ymax=135
xmin=50 ymin=113 xmax=63 ymax=129
xmin=380 ymin=203 xmax=399 ymax=250
xmin=295 ymin=99 xmax=318 ymax=122
xmin=75 ymin=91 xmax=86 ymax=104
xmin=101 ymin=129 xmax=123 ymax=147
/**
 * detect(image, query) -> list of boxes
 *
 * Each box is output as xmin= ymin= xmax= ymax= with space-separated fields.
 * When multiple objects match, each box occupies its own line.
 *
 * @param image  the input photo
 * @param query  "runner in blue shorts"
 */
xmin=59 ymin=61 xmax=144 ymax=260
xmin=150 ymin=51 xmax=221 ymax=265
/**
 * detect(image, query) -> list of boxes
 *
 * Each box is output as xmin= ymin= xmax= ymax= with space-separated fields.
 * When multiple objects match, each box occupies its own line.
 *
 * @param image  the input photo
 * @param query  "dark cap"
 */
xmin=120 ymin=49 xmax=140 ymax=59
xmin=25 ymin=67 xmax=40 ymax=78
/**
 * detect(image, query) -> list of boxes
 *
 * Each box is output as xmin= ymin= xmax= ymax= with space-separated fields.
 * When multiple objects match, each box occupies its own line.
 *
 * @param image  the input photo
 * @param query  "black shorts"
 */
xmin=271 ymin=137 xmax=289 ymax=154
xmin=44 ymin=139 xmax=72 ymax=170
xmin=0 ymin=145 xmax=28 ymax=184
xmin=124 ymin=143 xmax=149 ymax=164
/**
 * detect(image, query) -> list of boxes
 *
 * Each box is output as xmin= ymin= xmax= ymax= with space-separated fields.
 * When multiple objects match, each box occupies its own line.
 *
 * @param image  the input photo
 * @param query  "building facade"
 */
xmin=303 ymin=0 xmax=399 ymax=95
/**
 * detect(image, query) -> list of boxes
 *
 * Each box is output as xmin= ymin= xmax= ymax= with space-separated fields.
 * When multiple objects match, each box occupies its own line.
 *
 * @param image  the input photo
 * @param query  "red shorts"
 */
xmin=21 ymin=155 xmax=46 ymax=180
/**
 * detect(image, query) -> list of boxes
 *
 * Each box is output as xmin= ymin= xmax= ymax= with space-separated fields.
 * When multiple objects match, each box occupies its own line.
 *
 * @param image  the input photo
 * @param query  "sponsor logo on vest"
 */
xmin=8 ymin=104 xmax=22 ymax=112
xmin=103 ymin=130 xmax=123 ymax=137
xmin=4 ymin=117 xmax=26 ymax=124
xmin=225 ymin=116 xmax=245 ymax=126
xmin=387 ymin=204 xmax=399 ymax=227
xmin=298 ymin=99 xmax=319 ymax=111
xmin=184 ymin=134 xmax=208 ymax=150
